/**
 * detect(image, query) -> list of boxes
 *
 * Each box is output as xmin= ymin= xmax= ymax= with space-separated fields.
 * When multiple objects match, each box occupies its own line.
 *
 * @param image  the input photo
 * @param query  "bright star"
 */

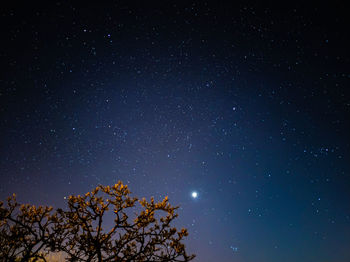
xmin=191 ymin=191 xmax=198 ymax=198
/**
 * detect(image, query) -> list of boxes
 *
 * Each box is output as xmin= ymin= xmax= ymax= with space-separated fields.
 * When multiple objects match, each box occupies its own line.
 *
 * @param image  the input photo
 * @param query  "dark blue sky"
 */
xmin=1 ymin=2 xmax=349 ymax=261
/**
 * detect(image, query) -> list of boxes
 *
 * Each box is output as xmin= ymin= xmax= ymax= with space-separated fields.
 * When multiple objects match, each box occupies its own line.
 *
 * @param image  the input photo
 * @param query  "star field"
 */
xmin=0 ymin=2 xmax=349 ymax=262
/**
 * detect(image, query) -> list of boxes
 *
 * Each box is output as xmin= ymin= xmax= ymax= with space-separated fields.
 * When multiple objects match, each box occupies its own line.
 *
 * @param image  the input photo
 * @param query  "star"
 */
xmin=191 ymin=191 xmax=198 ymax=199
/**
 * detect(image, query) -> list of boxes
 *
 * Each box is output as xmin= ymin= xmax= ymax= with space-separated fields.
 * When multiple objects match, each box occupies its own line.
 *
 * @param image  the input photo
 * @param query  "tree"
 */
xmin=0 ymin=194 xmax=56 ymax=262
xmin=0 ymin=182 xmax=195 ymax=262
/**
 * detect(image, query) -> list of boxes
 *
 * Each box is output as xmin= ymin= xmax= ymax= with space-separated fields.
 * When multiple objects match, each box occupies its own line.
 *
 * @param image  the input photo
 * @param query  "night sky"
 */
xmin=1 ymin=2 xmax=349 ymax=262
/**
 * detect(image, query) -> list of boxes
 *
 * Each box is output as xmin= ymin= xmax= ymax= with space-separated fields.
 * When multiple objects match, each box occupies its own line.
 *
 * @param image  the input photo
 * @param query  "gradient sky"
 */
xmin=1 ymin=2 xmax=349 ymax=262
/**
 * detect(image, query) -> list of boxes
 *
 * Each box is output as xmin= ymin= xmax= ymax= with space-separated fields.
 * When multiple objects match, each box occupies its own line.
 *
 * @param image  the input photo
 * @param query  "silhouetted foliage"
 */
xmin=0 ymin=182 xmax=195 ymax=262
xmin=0 ymin=194 xmax=55 ymax=262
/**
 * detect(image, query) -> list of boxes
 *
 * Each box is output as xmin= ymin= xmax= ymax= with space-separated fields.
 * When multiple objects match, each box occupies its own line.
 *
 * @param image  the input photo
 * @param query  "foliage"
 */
xmin=0 ymin=194 xmax=55 ymax=262
xmin=0 ymin=182 xmax=195 ymax=262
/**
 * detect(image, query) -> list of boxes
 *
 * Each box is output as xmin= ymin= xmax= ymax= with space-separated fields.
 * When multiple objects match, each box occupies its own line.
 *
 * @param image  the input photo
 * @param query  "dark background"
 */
xmin=1 ymin=2 xmax=349 ymax=261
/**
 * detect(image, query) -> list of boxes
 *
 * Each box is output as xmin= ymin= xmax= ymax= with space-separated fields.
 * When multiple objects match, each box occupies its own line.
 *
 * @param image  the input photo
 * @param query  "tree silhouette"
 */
xmin=0 ymin=194 xmax=56 ymax=262
xmin=0 ymin=182 xmax=195 ymax=262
